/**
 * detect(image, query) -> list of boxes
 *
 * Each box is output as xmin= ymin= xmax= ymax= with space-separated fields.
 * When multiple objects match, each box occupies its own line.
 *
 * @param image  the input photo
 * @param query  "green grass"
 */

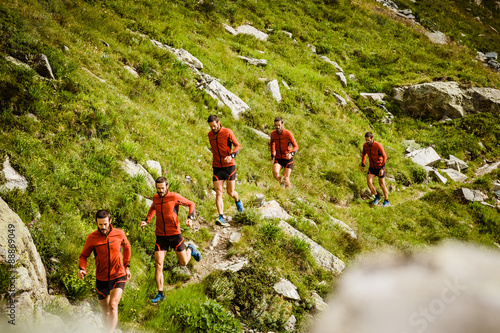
xmin=1 ymin=0 xmax=500 ymax=331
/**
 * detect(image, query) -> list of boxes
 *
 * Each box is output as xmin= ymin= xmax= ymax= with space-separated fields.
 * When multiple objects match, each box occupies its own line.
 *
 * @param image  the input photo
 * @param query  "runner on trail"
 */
xmin=207 ymin=114 xmax=244 ymax=226
xmin=270 ymin=117 xmax=299 ymax=188
xmin=361 ymin=132 xmax=390 ymax=207
xmin=78 ymin=210 xmax=131 ymax=333
xmin=140 ymin=177 xmax=201 ymax=304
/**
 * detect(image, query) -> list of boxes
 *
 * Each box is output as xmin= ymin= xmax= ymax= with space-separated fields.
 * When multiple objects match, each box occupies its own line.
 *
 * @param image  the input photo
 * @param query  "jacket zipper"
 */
xmin=215 ymin=131 xmax=223 ymax=167
xmin=277 ymin=132 xmax=282 ymax=159
xmin=161 ymin=195 xmax=165 ymax=236
xmin=107 ymin=233 xmax=111 ymax=281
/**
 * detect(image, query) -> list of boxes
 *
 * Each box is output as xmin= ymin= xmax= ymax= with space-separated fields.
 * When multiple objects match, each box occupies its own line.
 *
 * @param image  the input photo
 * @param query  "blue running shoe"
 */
xmin=216 ymin=214 xmax=225 ymax=225
xmin=383 ymin=200 xmax=390 ymax=207
xmin=188 ymin=243 xmax=201 ymax=262
xmin=236 ymin=200 xmax=244 ymax=212
xmin=372 ymin=196 xmax=381 ymax=205
xmin=151 ymin=293 xmax=164 ymax=304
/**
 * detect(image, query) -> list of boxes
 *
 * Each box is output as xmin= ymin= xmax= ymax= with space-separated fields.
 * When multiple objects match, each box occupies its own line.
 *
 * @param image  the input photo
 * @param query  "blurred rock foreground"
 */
xmin=310 ymin=241 xmax=500 ymax=333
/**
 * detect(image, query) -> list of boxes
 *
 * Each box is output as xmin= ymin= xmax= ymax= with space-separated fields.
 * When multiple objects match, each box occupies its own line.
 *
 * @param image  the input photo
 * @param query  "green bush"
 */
xmin=233 ymin=209 xmax=261 ymax=226
xmin=62 ymin=272 xmax=94 ymax=300
xmin=259 ymin=221 xmax=282 ymax=241
xmin=0 ymin=263 xmax=11 ymax=294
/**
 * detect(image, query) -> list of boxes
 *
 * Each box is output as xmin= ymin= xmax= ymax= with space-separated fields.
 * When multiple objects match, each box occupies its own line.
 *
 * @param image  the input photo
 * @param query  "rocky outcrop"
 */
xmin=405 ymin=147 xmax=441 ymax=167
xmin=475 ymin=161 xmax=500 ymax=177
xmin=1 ymin=157 xmax=28 ymax=191
xmin=33 ymin=54 xmax=55 ymax=80
xmin=393 ymin=82 xmax=500 ymax=120
xmin=235 ymin=25 xmax=269 ymax=41
xmin=121 ymin=159 xmax=156 ymax=189
xmin=266 ymin=79 xmax=282 ymax=102
xmin=259 ymin=200 xmax=292 ymax=220
xmin=311 ymin=242 xmax=500 ymax=333
xmin=237 ymin=55 xmax=267 ymax=67
xmin=273 ymin=279 xmax=300 ymax=300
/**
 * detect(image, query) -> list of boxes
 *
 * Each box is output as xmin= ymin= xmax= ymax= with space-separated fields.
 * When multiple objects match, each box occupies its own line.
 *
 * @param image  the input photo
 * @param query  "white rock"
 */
xmin=307 ymin=44 xmax=317 ymax=53
xmin=475 ymin=161 xmax=500 ymax=177
xmin=229 ymin=232 xmax=242 ymax=243
xmin=237 ymin=55 xmax=267 ymax=67
xmin=311 ymin=292 xmax=328 ymax=312
xmin=425 ymin=167 xmax=447 ymax=184
xmin=121 ymin=159 xmax=155 ymax=189
xmin=248 ymin=127 xmax=270 ymax=140
xmin=282 ymin=80 xmax=291 ymax=90
xmin=255 ymin=193 xmax=266 ymax=207
xmin=442 ymin=168 xmax=468 ymax=182
xmin=405 ymin=147 xmax=441 ymax=167
xmin=319 ymin=55 xmax=343 ymax=72
xmin=259 ymin=200 xmax=292 ymax=220
xmin=446 ymin=155 xmax=468 ymax=170
xmin=236 ymin=25 xmax=269 ymax=41
xmin=1 ymin=156 xmax=28 ymax=191
xmin=348 ymin=73 xmax=357 ymax=81
xmin=456 ymin=188 xmax=484 ymax=202
xmin=425 ymin=30 xmax=448 ymax=44
xmin=492 ymin=180 xmax=500 ymax=191
xmin=274 ymin=279 xmax=301 ymax=300
xmin=285 ymin=314 xmax=297 ymax=331
xmin=215 ymin=258 xmax=249 ymax=272
xmin=266 ymin=79 xmax=282 ymax=102
xmin=211 ymin=234 xmax=220 ymax=247
xmin=332 ymin=92 xmax=347 ymax=107
xmin=330 ymin=216 xmax=357 ymax=239
xmin=360 ymin=92 xmax=386 ymax=102
xmin=336 ymin=72 xmax=347 ymax=87
xmin=205 ymin=79 xmax=251 ymax=119
xmin=282 ymin=31 xmax=293 ymax=38
xmin=124 ymin=65 xmax=139 ymax=78
xmin=146 ymin=160 xmax=162 ymax=177
xmin=223 ymin=23 xmax=238 ymax=35
xmin=174 ymin=48 xmax=203 ymax=69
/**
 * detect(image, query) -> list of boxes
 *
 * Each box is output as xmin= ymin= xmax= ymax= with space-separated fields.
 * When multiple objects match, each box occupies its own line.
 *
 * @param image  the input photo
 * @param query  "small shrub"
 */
xmin=0 ymin=263 xmax=11 ymax=294
xmin=289 ymin=236 xmax=310 ymax=256
xmin=259 ymin=222 xmax=282 ymax=241
xmin=233 ymin=209 xmax=260 ymax=226
xmin=62 ymin=272 xmax=94 ymax=299
xmin=410 ymin=164 xmax=427 ymax=184
xmin=395 ymin=172 xmax=410 ymax=186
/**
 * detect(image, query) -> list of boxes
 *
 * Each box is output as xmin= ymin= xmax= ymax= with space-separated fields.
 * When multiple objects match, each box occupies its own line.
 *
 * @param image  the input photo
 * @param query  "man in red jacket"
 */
xmin=270 ymin=117 xmax=299 ymax=188
xmin=207 ymin=115 xmax=244 ymax=226
xmin=361 ymin=132 xmax=390 ymax=207
xmin=78 ymin=210 xmax=131 ymax=333
xmin=140 ymin=177 xmax=201 ymax=303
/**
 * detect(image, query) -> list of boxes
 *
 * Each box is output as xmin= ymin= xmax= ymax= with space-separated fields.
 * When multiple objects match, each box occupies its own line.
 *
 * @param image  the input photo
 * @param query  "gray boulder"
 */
xmin=33 ymin=54 xmax=55 ymax=80
xmin=235 ymin=25 xmax=269 ymax=41
xmin=273 ymin=278 xmax=300 ymax=300
xmin=204 ymin=77 xmax=251 ymax=119
xmin=310 ymin=242 xmax=500 ymax=333
xmin=319 ymin=55 xmax=343 ymax=72
xmin=237 ymin=55 xmax=267 ymax=67
xmin=360 ymin=92 xmax=385 ymax=102
xmin=405 ymin=147 xmax=441 ymax=167
xmin=329 ymin=216 xmax=357 ymax=239
xmin=456 ymin=188 xmax=485 ymax=202
xmin=223 ymin=23 xmax=238 ymax=35
xmin=332 ymin=92 xmax=347 ymax=107
xmin=1 ymin=156 xmax=28 ymax=191
xmin=446 ymin=155 xmax=468 ymax=171
xmin=255 ymin=193 xmax=266 ymax=207
xmin=336 ymin=72 xmax=347 ymax=88
xmin=425 ymin=31 xmax=448 ymax=45
xmin=425 ymin=166 xmax=447 ymax=184
xmin=259 ymin=200 xmax=292 ymax=220
xmin=146 ymin=160 xmax=162 ymax=177
xmin=121 ymin=159 xmax=155 ymax=189
xmin=475 ymin=161 xmax=500 ymax=177
xmin=174 ymin=48 xmax=203 ymax=69
xmin=214 ymin=258 xmax=249 ymax=272
xmin=266 ymin=79 xmax=282 ymax=102
xmin=311 ymin=292 xmax=328 ymax=312
xmin=284 ymin=314 xmax=297 ymax=332
xmin=441 ymin=168 xmax=468 ymax=182
xmin=123 ymin=65 xmax=139 ymax=78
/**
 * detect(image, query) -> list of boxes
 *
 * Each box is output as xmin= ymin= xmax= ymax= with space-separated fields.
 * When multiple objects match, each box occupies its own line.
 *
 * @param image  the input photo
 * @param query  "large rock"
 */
xmin=336 ymin=72 xmax=347 ymax=88
xmin=311 ymin=242 xmax=500 ymax=333
xmin=237 ymin=55 xmax=267 ymax=67
xmin=445 ymin=155 xmax=468 ymax=171
xmin=248 ymin=127 xmax=270 ymax=140
xmin=273 ymin=278 xmax=300 ymax=300
xmin=405 ymin=147 xmax=442 ymax=167
xmin=174 ymin=48 xmax=203 ymax=70
xmin=394 ymin=82 xmax=500 ymax=120
xmin=145 ymin=160 xmax=162 ymax=177
xmin=319 ymin=55 xmax=343 ymax=72
xmin=475 ymin=161 xmax=500 ymax=177
xmin=33 ymin=54 xmax=55 ymax=80
xmin=278 ymin=220 xmax=345 ymax=274
xmin=235 ymin=25 xmax=269 ymax=41
xmin=259 ymin=200 xmax=292 ymax=220
xmin=425 ymin=166 xmax=447 ymax=184
xmin=205 ymin=78 xmax=251 ymax=119
xmin=121 ymin=159 xmax=155 ymax=189
xmin=425 ymin=31 xmax=448 ymax=45
xmin=329 ymin=217 xmax=357 ymax=239
xmin=266 ymin=79 xmax=282 ymax=102
xmin=1 ymin=156 xmax=28 ymax=191
xmin=441 ymin=168 xmax=468 ymax=182
xmin=456 ymin=188 xmax=485 ymax=202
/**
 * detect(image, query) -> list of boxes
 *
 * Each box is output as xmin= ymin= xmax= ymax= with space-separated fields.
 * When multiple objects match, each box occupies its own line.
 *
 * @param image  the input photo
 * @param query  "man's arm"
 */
xmin=121 ymin=232 xmax=132 ymax=279
xmin=176 ymin=194 xmax=196 ymax=227
xmin=78 ymin=236 xmax=93 ymax=279
xmin=270 ymin=135 xmax=276 ymax=161
xmin=361 ymin=145 xmax=367 ymax=172
xmin=288 ymin=132 xmax=299 ymax=156
xmin=141 ymin=202 xmax=156 ymax=228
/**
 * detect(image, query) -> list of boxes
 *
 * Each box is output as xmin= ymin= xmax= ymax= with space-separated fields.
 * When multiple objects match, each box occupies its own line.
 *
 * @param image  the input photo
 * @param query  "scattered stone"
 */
xmin=237 ymin=55 xmax=267 ymax=67
xmin=146 ymin=160 xmax=162 ymax=177
xmin=332 ymin=92 xmax=347 ymax=107
xmin=62 ymin=45 xmax=70 ymax=52
xmin=121 ymin=159 xmax=155 ymax=189
xmin=211 ymin=234 xmax=220 ymax=248
xmin=266 ymin=79 xmax=282 ymax=102
xmin=248 ymin=127 xmax=270 ymax=140
xmin=442 ymin=168 xmax=468 ymax=182
xmin=492 ymin=180 xmax=500 ymax=192
xmin=282 ymin=80 xmax=291 ymax=90
xmin=175 ymin=48 xmax=203 ymax=69
xmin=223 ymin=23 xmax=238 ymax=35
xmin=203 ymin=76 xmax=251 ymax=119
xmin=185 ymin=175 xmax=193 ymax=184
xmin=124 ymin=65 xmax=139 ymax=78
xmin=229 ymin=232 xmax=242 ymax=244
xmin=336 ymin=72 xmax=347 ymax=87
xmin=255 ymin=193 xmax=266 ymax=207
xmin=405 ymin=147 xmax=441 ymax=167
xmin=402 ymin=140 xmax=421 ymax=153
xmin=259 ymin=200 xmax=292 ymax=220
xmin=284 ymin=314 xmax=296 ymax=331
xmin=425 ymin=166 xmax=447 ymax=184
xmin=274 ymin=279 xmax=301 ymax=300
xmin=236 ymin=25 xmax=269 ymax=41
xmin=446 ymin=155 xmax=468 ymax=171
xmin=348 ymin=73 xmax=357 ymax=82
xmin=319 ymin=55 xmax=343 ymax=72
xmin=310 ymin=242 xmax=500 ymax=333
xmin=456 ymin=188 xmax=485 ymax=202
xmin=278 ymin=220 xmax=345 ymax=274
xmin=311 ymin=292 xmax=328 ymax=312
xmin=307 ymin=44 xmax=317 ymax=53
xmin=1 ymin=156 xmax=28 ymax=191
xmin=282 ymin=31 xmax=293 ymax=38
xmin=6 ymin=55 xmax=32 ymax=71
xmin=100 ymin=39 xmax=110 ymax=47
xmin=137 ymin=194 xmax=153 ymax=208
xmin=475 ymin=161 xmax=500 ymax=177
xmin=215 ymin=258 xmax=249 ymax=272
xmin=26 ymin=113 xmax=39 ymax=122
xmin=360 ymin=92 xmax=386 ymax=102
xmin=485 ymin=52 xmax=498 ymax=60
xmin=33 ymin=54 xmax=56 ymax=80
xmin=425 ymin=30 xmax=448 ymax=44
xmin=329 ymin=216 xmax=357 ymax=239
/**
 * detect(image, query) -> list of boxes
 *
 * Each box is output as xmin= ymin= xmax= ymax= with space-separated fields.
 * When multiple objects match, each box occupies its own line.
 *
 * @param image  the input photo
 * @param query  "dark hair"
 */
xmin=274 ymin=117 xmax=283 ymax=123
xmin=365 ymin=132 xmax=373 ymax=138
xmin=156 ymin=177 xmax=168 ymax=185
xmin=207 ymin=115 xmax=219 ymax=123
xmin=96 ymin=210 xmax=111 ymax=220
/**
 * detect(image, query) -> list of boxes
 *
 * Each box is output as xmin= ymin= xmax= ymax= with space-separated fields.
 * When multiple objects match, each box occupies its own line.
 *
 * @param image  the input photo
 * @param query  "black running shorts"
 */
xmin=274 ymin=158 xmax=294 ymax=169
xmin=212 ymin=165 xmax=236 ymax=181
xmin=96 ymin=275 xmax=126 ymax=300
xmin=154 ymin=234 xmax=187 ymax=252
xmin=368 ymin=167 xmax=385 ymax=178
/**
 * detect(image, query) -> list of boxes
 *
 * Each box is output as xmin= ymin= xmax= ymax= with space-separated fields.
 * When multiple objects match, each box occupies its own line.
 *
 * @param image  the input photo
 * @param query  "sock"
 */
xmin=159 ymin=291 xmax=164 ymax=297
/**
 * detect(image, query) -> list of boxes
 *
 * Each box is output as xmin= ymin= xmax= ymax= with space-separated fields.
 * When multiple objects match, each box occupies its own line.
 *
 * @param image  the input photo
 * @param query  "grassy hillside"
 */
xmin=1 ymin=0 xmax=500 ymax=331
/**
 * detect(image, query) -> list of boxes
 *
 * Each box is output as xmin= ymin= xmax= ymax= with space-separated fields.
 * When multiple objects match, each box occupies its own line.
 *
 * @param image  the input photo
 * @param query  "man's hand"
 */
xmin=125 ymin=267 xmax=131 ymax=280
xmin=361 ymin=166 xmax=365 ymax=173
xmin=224 ymin=155 xmax=233 ymax=164
xmin=140 ymin=221 xmax=147 ymax=228
xmin=285 ymin=153 xmax=292 ymax=159
xmin=78 ymin=269 xmax=87 ymax=280
xmin=271 ymin=157 xmax=275 ymax=164
xmin=186 ymin=218 xmax=193 ymax=228
xmin=379 ymin=169 xmax=385 ymax=177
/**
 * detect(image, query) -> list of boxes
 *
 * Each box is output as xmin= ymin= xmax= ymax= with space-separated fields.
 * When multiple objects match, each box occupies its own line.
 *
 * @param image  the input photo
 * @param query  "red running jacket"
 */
xmin=144 ymin=192 xmax=195 ymax=236
xmin=270 ymin=129 xmax=299 ymax=159
xmin=361 ymin=141 xmax=387 ymax=169
xmin=208 ymin=126 xmax=241 ymax=168
xmin=79 ymin=226 xmax=131 ymax=281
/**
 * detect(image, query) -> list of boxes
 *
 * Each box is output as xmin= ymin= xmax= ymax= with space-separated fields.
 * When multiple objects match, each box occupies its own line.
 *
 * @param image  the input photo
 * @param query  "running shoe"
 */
xmin=372 ymin=196 xmax=381 ymax=205
xmin=188 ymin=243 xmax=202 ymax=262
xmin=236 ymin=200 xmax=244 ymax=212
xmin=151 ymin=293 xmax=164 ymax=304
xmin=383 ymin=200 xmax=390 ymax=207
xmin=216 ymin=214 xmax=229 ymax=227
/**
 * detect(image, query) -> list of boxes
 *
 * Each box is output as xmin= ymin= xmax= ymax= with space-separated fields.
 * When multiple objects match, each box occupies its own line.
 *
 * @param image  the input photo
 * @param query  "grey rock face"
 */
xmin=405 ymin=147 xmax=441 ymax=167
xmin=248 ymin=128 xmax=270 ymax=140
xmin=121 ymin=159 xmax=155 ymax=189
xmin=310 ymin=242 xmax=500 ymax=333
xmin=1 ymin=156 xmax=28 ymax=191
xmin=33 ymin=54 xmax=56 ymax=80
xmin=475 ymin=161 xmax=500 ymax=177
xmin=273 ymin=279 xmax=300 ymax=300
xmin=259 ymin=200 xmax=292 ymax=220
xmin=332 ymin=92 xmax=347 ymax=107
xmin=441 ymin=168 xmax=468 ymax=182
xmin=146 ymin=160 xmax=162 ymax=177
xmin=266 ymin=79 xmax=282 ymax=102
xmin=237 ymin=55 xmax=267 ymax=67
xmin=236 ymin=25 xmax=269 ymax=41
